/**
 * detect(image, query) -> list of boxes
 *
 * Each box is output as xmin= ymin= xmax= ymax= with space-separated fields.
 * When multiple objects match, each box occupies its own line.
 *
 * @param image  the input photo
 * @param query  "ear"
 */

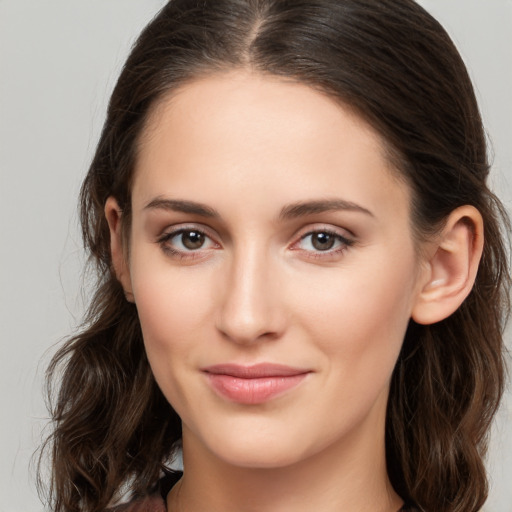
xmin=411 ymin=205 xmax=484 ymax=325
xmin=105 ymin=196 xmax=134 ymax=302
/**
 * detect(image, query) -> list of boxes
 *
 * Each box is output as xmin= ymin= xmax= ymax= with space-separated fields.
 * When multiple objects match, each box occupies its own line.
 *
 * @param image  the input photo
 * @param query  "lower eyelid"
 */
xmin=303 ymin=246 xmax=349 ymax=260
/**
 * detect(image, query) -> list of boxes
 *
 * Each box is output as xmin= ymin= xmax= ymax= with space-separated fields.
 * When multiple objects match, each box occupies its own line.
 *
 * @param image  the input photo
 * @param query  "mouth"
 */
xmin=201 ymin=363 xmax=311 ymax=404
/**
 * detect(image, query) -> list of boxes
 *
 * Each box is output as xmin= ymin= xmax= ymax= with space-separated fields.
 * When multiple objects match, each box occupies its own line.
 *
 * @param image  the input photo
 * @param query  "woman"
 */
xmin=42 ymin=1 xmax=511 ymax=511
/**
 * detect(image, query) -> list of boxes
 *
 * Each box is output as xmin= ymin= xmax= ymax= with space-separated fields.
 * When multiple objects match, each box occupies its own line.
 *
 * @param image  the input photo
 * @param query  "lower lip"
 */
xmin=205 ymin=373 xmax=308 ymax=404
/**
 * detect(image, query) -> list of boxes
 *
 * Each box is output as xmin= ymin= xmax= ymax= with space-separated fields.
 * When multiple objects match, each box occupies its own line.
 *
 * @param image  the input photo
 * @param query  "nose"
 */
xmin=215 ymin=245 xmax=286 ymax=345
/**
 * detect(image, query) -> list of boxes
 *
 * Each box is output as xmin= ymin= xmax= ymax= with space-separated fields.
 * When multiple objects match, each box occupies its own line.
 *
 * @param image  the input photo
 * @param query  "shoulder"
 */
xmin=109 ymin=494 xmax=166 ymax=512
xmin=108 ymin=470 xmax=182 ymax=512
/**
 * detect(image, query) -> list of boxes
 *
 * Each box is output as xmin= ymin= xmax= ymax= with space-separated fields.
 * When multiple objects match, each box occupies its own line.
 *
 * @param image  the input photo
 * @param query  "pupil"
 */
xmin=312 ymin=233 xmax=335 ymax=251
xmin=182 ymin=231 xmax=205 ymax=250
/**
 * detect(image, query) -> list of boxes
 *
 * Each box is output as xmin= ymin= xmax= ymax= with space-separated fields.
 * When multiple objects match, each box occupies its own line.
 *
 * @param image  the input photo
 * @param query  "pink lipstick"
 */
xmin=202 ymin=363 xmax=310 ymax=404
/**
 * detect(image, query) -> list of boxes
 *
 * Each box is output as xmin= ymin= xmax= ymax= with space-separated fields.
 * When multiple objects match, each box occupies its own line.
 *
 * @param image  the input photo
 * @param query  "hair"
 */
xmin=41 ymin=1 xmax=511 ymax=511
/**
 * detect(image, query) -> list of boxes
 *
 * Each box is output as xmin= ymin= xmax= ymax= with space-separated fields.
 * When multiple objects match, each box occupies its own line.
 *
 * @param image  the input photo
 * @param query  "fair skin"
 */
xmin=106 ymin=71 xmax=483 ymax=512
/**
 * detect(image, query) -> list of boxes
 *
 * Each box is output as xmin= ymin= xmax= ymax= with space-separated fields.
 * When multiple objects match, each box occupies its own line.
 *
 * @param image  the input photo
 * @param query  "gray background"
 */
xmin=0 ymin=1 xmax=510 ymax=511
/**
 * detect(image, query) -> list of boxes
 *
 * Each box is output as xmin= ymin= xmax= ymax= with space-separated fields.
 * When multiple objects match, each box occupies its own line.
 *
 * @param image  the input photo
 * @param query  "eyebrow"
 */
xmin=278 ymin=199 xmax=374 ymax=220
xmin=143 ymin=197 xmax=374 ymax=220
xmin=144 ymin=198 xmax=219 ymax=217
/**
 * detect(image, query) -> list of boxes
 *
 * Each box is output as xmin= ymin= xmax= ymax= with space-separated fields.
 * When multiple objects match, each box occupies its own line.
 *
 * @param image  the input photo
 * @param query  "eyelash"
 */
xmin=292 ymin=229 xmax=355 ymax=259
xmin=157 ymin=226 xmax=218 ymax=261
xmin=157 ymin=225 xmax=355 ymax=261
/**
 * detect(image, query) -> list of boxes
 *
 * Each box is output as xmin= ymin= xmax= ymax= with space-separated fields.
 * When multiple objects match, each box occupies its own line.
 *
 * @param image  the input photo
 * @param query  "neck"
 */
xmin=167 ymin=410 xmax=402 ymax=512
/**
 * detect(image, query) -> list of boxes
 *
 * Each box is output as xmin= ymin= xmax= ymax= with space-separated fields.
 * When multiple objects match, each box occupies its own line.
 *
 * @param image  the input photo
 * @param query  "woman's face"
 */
xmin=120 ymin=71 xmax=427 ymax=469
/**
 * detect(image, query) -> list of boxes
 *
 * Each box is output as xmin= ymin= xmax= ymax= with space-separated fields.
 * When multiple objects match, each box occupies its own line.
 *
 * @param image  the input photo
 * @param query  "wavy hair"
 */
xmin=41 ymin=1 xmax=511 ymax=511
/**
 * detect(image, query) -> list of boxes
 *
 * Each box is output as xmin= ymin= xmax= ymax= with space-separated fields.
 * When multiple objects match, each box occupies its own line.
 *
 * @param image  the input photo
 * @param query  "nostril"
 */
xmin=216 ymin=320 xmax=280 ymax=345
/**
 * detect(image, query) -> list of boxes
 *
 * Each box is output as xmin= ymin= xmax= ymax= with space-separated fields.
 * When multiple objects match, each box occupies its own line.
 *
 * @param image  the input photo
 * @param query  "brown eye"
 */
xmin=294 ymin=229 xmax=354 ymax=256
xmin=181 ymin=230 xmax=205 ymax=250
xmin=311 ymin=232 xmax=336 ymax=251
xmin=158 ymin=226 xmax=219 ymax=260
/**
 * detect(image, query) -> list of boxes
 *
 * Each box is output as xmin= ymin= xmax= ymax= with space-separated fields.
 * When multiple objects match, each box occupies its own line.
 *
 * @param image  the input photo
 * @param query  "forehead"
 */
xmin=139 ymin=70 xmax=388 ymax=162
xmin=132 ymin=70 xmax=410 ymax=223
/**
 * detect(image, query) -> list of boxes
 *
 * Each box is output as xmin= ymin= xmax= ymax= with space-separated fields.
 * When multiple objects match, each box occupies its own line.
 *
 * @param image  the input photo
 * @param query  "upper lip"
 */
xmin=202 ymin=363 xmax=311 ymax=378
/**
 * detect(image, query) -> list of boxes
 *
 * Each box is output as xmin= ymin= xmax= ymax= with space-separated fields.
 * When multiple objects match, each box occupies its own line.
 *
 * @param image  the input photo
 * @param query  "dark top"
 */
xmin=111 ymin=470 xmax=419 ymax=511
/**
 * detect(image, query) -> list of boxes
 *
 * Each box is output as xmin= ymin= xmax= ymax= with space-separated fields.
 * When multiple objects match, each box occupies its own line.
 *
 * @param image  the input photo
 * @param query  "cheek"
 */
xmin=130 ymin=256 xmax=215 ymax=372
xmin=131 ymin=268 xmax=215 ymax=419
xmin=294 ymin=248 xmax=417 ymax=377
xmin=287 ymin=257 xmax=416 ymax=443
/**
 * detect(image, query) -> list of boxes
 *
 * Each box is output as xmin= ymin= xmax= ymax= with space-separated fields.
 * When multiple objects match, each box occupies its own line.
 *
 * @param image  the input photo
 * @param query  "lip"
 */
xmin=202 ymin=363 xmax=311 ymax=404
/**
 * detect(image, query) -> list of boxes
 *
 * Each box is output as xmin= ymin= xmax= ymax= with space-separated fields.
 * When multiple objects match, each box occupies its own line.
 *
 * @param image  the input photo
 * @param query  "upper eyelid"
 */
xmin=293 ymin=223 xmax=355 ymax=241
xmin=159 ymin=223 xmax=217 ymax=239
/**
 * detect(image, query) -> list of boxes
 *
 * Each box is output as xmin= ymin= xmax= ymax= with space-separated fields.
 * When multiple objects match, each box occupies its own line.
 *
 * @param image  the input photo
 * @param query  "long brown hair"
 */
xmin=41 ymin=1 xmax=511 ymax=511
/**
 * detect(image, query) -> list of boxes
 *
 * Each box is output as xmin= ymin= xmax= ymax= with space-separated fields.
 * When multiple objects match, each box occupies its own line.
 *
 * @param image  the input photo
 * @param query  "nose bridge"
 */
xmin=216 ymin=240 xmax=283 ymax=344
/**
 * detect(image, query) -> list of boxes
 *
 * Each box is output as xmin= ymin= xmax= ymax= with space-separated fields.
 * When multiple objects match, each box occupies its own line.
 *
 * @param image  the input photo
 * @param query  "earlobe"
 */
xmin=105 ymin=197 xmax=134 ymax=302
xmin=411 ymin=205 xmax=484 ymax=325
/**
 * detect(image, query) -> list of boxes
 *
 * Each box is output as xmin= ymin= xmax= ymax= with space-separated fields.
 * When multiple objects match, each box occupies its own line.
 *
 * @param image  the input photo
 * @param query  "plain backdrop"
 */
xmin=0 ymin=1 xmax=511 ymax=511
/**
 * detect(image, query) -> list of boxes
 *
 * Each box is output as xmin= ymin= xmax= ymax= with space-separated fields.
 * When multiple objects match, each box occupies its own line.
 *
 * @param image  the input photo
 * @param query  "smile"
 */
xmin=202 ymin=364 xmax=311 ymax=404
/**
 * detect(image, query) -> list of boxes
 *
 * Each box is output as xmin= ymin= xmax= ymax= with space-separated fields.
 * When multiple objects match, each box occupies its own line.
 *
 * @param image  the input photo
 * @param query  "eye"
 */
xmin=174 ymin=230 xmax=207 ymax=250
xmin=303 ymin=232 xmax=338 ymax=251
xmin=158 ymin=227 xmax=219 ymax=258
xmin=293 ymin=228 xmax=354 ymax=256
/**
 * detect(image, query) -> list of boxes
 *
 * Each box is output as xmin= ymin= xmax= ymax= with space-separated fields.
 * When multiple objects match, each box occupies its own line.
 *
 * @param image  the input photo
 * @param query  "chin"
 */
xmin=214 ymin=443 xmax=306 ymax=470
xmin=197 ymin=423 xmax=318 ymax=470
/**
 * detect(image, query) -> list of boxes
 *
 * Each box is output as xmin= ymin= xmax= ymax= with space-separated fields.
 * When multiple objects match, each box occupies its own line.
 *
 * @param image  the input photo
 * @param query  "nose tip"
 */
xmin=216 ymin=289 xmax=283 ymax=345
xmin=215 ymin=254 xmax=285 ymax=345
xmin=218 ymin=316 xmax=281 ymax=345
